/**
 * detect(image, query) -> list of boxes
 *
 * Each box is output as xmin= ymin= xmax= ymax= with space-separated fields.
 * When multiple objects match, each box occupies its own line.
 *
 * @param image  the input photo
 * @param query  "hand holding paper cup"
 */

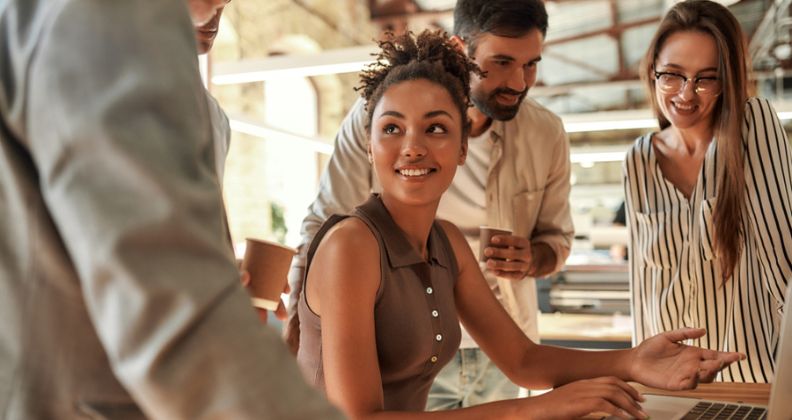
xmin=479 ymin=226 xmax=512 ymax=263
xmin=240 ymin=238 xmax=296 ymax=312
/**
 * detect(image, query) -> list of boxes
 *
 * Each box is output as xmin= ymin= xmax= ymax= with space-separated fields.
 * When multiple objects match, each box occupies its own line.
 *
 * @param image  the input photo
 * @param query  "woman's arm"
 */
xmin=622 ymin=142 xmax=650 ymax=343
xmin=742 ymin=98 xmax=792 ymax=304
xmin=307 ymin=218 xmax=386 ymax=417
xmin=438 ymin=221 xmax=652 ymax=419
xmin=440 ymin=220 xmax=742 ymax=390
xmin=441 ymin=219 xmax=628 ymax=388
xmin=313 ymin=219 xmax=646 ymax=419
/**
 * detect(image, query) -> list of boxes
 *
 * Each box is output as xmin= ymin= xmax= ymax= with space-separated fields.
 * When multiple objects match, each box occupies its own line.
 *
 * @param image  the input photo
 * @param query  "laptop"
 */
xmin=610 ymin=282 xmax=792 ymax=420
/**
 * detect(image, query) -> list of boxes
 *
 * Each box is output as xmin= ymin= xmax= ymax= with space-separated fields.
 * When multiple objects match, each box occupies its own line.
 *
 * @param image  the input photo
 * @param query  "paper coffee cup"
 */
xmin=478 ymin=226 xmax=512 ymax=262
xmin=241 ymin=238 xmax=296 ymax=311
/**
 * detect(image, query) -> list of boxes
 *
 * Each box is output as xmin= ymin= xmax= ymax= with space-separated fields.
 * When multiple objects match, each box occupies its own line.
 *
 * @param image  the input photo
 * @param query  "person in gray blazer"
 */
xmin=0 ymin=0 xmax=343 ymax=418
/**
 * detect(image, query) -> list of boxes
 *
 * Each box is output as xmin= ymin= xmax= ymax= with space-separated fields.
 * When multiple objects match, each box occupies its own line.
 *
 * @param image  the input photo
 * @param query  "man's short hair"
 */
xmin=453 ymin=0 xmax=548 ymax=54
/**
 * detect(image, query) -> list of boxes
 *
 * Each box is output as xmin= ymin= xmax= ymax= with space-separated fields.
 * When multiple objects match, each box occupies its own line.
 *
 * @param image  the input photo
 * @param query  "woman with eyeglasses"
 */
xmin=624 ymin=0 xmax=791 ymax=383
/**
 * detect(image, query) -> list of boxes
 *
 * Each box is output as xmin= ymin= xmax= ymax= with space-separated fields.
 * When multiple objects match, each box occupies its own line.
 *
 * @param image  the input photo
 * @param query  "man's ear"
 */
xmin=449 ymin=35 xmax=467 ymax=56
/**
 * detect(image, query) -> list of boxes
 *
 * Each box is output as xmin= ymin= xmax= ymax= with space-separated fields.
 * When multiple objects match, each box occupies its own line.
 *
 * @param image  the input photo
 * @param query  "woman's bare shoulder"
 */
xmin=312 ymin=217 xmax=380 ymax=287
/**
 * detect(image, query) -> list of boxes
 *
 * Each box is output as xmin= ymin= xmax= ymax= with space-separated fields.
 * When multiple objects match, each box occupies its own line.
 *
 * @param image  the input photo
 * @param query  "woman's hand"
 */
xmin=524 ymin=377 xmax=648 ymax=420
xmin=629 ymin=328 xmax=745 ymax=390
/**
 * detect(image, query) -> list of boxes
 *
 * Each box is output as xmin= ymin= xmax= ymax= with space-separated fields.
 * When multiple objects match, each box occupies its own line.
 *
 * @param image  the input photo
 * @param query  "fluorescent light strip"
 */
xmin=214 ymin=61 xmax=372 ymax=85
xmin=229 ymin=118 xmax=334 ymax=155
xmin=212 ymin=46 xmax=377 ymax=85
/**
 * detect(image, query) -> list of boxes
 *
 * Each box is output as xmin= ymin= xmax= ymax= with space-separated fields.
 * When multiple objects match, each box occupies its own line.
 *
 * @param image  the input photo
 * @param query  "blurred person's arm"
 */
xmin=205 ymin=91 xmax=232 ymax=183
xmin=285 ymin=98 xmax=374 ymax=352
xmin=25 ymin=1 xmax=341 ymax=418
xmin=298 ymin=99 xmax=373 ymax=243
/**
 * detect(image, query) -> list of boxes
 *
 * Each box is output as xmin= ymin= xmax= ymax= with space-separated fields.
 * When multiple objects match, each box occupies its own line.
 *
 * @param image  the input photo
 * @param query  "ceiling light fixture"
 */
xmin=212 ymin=46 xmax=377 ymax=85
xmin=561 ymin=109 xmax=659 ymax=133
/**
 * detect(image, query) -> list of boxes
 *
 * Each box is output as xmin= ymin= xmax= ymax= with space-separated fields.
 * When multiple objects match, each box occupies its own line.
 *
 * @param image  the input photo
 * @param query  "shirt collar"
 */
xmin=355 ymin=194 xmax=448 ymax=269
xmin=490 ymin=118 xmax=506 ymax=142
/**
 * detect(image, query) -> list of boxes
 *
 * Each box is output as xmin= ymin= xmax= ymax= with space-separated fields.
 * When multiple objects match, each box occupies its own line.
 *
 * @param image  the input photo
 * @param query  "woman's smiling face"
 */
xmin=368 ymin=79 xmax=467 ymax=208
xmin=653 ymin=30 xmax=722 ymax=132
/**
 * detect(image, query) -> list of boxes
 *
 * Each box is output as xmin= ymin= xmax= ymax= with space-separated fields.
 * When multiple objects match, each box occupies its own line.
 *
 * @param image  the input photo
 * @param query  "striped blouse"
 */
xmin=623 ymin=97 xmax=792 ymax=383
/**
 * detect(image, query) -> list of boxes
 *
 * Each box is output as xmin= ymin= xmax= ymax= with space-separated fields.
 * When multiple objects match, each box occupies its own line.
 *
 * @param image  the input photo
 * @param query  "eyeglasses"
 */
xmin=653 ymin=70 xmax=722 ymax=96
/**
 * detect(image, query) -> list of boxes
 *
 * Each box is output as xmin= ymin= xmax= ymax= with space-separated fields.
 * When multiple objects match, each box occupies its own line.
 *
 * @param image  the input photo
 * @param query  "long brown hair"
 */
xmin=640 ymin=0 xmax=752 ymax=280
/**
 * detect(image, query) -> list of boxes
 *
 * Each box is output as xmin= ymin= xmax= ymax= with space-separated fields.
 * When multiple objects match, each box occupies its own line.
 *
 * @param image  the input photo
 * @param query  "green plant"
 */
xmin=270 ymin=202 xmax=287 ymax=244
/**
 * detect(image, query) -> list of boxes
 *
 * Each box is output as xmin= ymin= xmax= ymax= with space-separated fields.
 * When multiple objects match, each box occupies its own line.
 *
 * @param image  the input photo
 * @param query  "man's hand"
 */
xmin=484 ymin=236 xmax=558 ymax=279
xmin=483 ymin=234 xmax=532 ymax=280
xmin=629 ymin=328 xmax=745 ymax=390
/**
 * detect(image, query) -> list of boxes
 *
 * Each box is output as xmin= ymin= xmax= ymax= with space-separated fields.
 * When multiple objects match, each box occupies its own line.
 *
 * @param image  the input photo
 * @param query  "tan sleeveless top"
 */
xmin=297 ymin=194 xmax=461 ymax=411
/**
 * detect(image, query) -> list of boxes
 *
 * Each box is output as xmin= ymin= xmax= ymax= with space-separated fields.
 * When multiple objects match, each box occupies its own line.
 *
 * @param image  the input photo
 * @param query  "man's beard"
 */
xmin=471 ymin=87 xmax=528 ymax=121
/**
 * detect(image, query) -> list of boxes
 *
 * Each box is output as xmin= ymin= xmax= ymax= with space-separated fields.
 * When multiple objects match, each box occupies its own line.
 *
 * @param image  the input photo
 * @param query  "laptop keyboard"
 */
xmin=682 ymin=402 xmax=767 ymax=419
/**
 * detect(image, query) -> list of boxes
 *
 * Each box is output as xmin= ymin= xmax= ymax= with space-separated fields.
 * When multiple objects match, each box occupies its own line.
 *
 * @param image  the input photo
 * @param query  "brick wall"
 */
xmin=207 ymin=0 xmax=377 ymax=251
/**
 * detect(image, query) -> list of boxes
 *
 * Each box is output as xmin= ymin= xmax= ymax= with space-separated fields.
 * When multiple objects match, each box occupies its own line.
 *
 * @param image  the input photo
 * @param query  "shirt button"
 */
xmin=426 ymin=287 xmax=433 ymax=294
xmin=432 ymin=310 xmax=439 ymax=317
xmin=430 ymin=356 xmax=438 ymax=363
xmin=435 ymin=334 xmax=442 ymax=341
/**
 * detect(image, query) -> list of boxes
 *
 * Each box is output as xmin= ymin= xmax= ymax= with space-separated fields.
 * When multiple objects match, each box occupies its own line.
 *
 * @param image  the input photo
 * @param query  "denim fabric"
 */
xmin=426 ymin=348 xmax=520 ymax=410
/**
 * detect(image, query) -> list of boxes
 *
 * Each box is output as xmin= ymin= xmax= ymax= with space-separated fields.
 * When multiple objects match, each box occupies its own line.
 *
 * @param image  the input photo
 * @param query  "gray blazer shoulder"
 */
xmin=0 ymin=1 xmax=341 ymax=418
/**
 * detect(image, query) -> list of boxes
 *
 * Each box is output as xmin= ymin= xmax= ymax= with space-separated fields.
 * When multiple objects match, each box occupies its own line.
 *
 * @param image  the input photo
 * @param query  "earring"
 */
xmin=367 ymin=153 xmax=373 ymax=164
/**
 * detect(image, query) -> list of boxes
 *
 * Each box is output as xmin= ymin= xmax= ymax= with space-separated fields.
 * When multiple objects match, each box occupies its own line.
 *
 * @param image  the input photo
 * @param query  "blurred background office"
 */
xmin=204 ymin=0 xmax=792 ymax=344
